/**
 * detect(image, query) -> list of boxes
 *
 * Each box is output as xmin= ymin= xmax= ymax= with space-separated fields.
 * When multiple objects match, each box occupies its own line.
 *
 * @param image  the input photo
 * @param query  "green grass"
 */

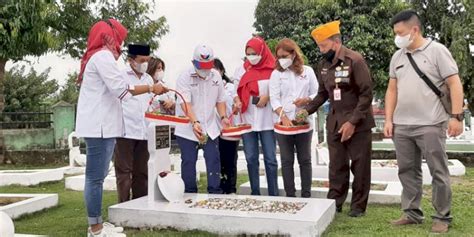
xmin=1 ymin=167 xmax=473 ymax=236
xmin=0 ymin=163 xmax=66 ymax=170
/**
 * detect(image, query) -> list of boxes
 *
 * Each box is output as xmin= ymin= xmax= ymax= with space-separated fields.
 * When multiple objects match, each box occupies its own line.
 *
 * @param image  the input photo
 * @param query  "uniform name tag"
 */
xmin=334 ymin=88 xmax=341 ymax=101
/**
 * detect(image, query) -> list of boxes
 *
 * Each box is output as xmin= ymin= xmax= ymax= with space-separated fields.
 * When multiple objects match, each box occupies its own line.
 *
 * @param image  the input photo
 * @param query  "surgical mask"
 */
xmin=279 ymin=57 xmax=293 ymax=70
xmin=154 ymin=70 xmax=164 ymax=81
xmin=133 ymin=61 xmax=148 ymax=74
xmin=322 ymin=49 xmax=336 ymax=62
xmin=196 ymin=69 xmax=211 ymax=78
xmin=247 ymin=55 xmax=262 ymax=65
xmin=394 ymin=33 xmax=413 ymax=49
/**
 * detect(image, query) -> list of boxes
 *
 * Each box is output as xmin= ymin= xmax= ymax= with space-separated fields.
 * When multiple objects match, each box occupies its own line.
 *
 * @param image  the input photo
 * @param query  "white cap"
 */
xmin=193 ymin=44 xmax=214 ymax=62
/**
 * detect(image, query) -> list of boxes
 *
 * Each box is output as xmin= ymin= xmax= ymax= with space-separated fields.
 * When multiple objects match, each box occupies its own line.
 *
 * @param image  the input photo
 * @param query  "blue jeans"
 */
xmin=84 ymin=138 xmax=116 ymax=225
xmin=242 ymin=130 xmax=279 ymax=196
xmin=176 ymin=136 xmax=222 ymax=194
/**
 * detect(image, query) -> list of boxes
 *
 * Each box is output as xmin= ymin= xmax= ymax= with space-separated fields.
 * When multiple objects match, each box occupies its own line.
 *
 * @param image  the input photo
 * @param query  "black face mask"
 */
xmin=322 ymin=49 xmax=336 ymax=62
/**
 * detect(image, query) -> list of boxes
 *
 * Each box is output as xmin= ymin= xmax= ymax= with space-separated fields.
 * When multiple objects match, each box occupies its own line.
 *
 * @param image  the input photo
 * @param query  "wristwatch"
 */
xmin=450 ymin=113 xmax=464 ymax=121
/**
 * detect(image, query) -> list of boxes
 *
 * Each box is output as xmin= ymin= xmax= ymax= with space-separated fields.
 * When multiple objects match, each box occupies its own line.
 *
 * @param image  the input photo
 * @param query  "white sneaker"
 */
xmin=87 ymin=224 xmax=126 ymax=237
xmin=103 ymin=222 xmax=124 ymax=233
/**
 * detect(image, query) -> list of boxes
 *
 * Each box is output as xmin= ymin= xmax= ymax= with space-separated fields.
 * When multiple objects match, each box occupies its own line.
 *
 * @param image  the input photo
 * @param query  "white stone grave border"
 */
xmin=239 ymin=176 xmax=402 ymax=204
xmin=0 ymin=193 xmax=58 ymax=219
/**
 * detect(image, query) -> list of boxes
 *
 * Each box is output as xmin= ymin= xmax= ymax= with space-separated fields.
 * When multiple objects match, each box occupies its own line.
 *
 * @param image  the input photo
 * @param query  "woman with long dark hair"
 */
xmin=214 ymin=58 xmax=239 ymax=194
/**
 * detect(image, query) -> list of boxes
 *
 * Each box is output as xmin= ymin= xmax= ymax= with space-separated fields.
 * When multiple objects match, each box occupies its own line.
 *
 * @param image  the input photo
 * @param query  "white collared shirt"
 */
xmin=121 ymin=66 xmax=154 ymax=140
xmin=233 ymin=67 xmax=276 ymax=132
xmin=174 ymin=67 xmax=226 ymax=142
xmin=217 ymin=81 xmax=241 ymax=130
xmin=269 ymin=65 xmax=318 ymax=128
xmin=75 ymin=50 xmax=133 ymax=138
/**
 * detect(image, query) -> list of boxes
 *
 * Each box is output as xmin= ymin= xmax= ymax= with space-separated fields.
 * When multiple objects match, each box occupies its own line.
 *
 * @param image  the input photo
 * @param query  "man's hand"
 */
xmin=153 ymin=84 xmax=168 ymax=95
xmin=293 ymin=97 xmax=311 ymax=108
xmin=338 ymin=122 xmax=355 ymax=142
xmin=295 ymin=109 xmax=308 ymax=123
xmin=192 ymin=122 xmax=203 ymax=140
xmin=280 ymin=114 xmax=294 ymax=127
xmin=256 ymin=95 xmax=269 ymax=108
xmin=384 ymin=121 xmax=393 ymax=138
xmin=447 ymin=119 xmax=463 ymax=137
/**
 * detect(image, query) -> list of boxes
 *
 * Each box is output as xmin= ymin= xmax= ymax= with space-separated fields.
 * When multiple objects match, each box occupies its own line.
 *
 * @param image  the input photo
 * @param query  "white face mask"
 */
xmin=133 ymin=61 xmax=148 ymax=74
xmin=247 ymin=55 xmax=262 ymax=65
xmin=154 ymin=70 xmax=164 ymax=81
xmin=196 ymin=69 xmax=211 ymax=78
xmin=279 ymin=57 xmax=293 ymax=70
xmin=394 ymin=33 xmax=413 ymax=49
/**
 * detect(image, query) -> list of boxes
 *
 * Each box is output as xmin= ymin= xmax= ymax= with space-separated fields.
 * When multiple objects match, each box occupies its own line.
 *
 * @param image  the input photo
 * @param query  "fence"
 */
xmin=0 ymin=110 xmax=53 ymax=129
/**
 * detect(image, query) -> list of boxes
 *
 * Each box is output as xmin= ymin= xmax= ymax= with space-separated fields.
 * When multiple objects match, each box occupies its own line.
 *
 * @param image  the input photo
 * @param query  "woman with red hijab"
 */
xmin=75 ymin=19 xmax=167 ymax=237
xmin=234 ymin=36 xmax=279 ymax=196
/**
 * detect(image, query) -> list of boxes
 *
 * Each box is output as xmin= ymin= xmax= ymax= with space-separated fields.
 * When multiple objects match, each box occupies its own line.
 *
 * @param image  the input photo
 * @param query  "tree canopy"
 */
xmin=4 ymin=66 xmax=58 ymax=112
xmin=254 ymin=0 xmax=473 ymax=111
xmin=0 ymin=0 xmax=169 ymax=110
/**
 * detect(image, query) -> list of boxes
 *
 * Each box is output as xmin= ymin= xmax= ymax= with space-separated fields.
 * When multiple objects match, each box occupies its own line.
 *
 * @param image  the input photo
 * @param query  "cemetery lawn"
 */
xmin=0 ymin=168 xmax=472 ymax=237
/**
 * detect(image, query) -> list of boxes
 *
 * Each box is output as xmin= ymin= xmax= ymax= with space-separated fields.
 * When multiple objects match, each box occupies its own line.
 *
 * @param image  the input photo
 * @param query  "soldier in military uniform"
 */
xmin=297 ymin=20 xmax=375 ymax=217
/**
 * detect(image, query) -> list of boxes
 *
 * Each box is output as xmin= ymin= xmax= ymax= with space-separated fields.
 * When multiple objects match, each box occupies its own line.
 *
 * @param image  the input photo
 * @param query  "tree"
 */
xmin=254 ymin=0 xmax=474 ymax=112
xmin=56 ymin=72 xmax=80 ymax=105
xmin=0 ymin=0 xmax=169 ymax=159
xmin=4 ymin=66 xmax=58 ymax=112
xmin=411 ymin=0 xmax=474 ymax=112
xmin=0 ymin=1 xmax=59 ymax=111
xmin=254 ymin=0 xmax=408 ymax=99
xmin=51 ymin=1 xmax=169 ymax=59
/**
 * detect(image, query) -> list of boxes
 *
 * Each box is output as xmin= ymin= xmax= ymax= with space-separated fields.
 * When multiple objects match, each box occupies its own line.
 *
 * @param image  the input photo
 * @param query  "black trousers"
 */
xmin=219 ymin=137 xmax=239 ymax=194
xmin=276 ymin=130 xmax=313 ymax=198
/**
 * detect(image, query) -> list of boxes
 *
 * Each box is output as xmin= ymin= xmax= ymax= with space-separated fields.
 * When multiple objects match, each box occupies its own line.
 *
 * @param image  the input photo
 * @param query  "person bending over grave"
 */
xmin=174 ymin=45 xmax=230 ymax=194
xmin=75 ymin=19 xmax=168 ymax=237
xmin=113 ymin=44 xmax=155 ymax=203
xmin=269 ymin=38 xmax=318 ymax=198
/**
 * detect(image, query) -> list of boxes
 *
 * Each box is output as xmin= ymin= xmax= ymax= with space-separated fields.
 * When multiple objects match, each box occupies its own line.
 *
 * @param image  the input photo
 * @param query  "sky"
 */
xmin=5 ymin=0 xmax=259 ymax=87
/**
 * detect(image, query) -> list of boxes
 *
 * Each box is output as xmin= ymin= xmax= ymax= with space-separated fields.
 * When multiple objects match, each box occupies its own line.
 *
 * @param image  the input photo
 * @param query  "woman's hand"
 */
xmin=281 ymin=114 xmax=294 ymax=127
xmin=293 ymin=97 xmax=311 ymax=108
xmin=163 ymin=99 xmax=175 ymax=109
xmin=256 ymin=95 xmax=269 ymax=108
xmin=233 ymin=97 xmax=242 ymax=114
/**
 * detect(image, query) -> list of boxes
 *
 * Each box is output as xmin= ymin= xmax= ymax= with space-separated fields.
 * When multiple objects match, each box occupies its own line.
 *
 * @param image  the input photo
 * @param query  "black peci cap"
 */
xmin=128 ymin=44 xmax=150 ymax=56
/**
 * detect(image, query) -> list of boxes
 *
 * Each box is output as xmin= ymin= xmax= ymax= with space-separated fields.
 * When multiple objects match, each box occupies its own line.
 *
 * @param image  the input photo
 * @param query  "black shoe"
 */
xmin=336 ymin=206 xmax=342 ymax=213
xmin=348 ymin=210 xmax=365 ymax=217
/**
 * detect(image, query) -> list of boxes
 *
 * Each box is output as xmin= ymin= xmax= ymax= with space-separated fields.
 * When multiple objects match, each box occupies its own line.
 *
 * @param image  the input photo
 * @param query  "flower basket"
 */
xmin=145 ymin=89 xmax=190 ymax=126
xmin=221 ymin=112 xmax=252 ymax=137
xmin=274 ymin=108 xmax=311 ymax=135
